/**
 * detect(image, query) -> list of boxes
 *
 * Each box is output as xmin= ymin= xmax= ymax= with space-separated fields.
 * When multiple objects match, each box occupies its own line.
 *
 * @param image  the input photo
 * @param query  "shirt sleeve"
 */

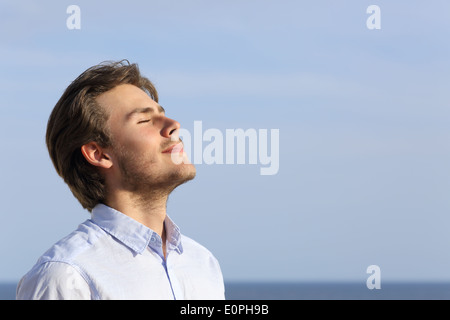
xmin=16 ymin=261 xmax=92 ymax=300
xmin=210 ymin=255 xmax=226 ymax=300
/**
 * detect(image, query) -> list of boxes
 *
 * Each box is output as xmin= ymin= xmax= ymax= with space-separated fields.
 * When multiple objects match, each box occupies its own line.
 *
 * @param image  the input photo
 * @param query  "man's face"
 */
xmin=97 ymin=84 xmax=195 ymax=193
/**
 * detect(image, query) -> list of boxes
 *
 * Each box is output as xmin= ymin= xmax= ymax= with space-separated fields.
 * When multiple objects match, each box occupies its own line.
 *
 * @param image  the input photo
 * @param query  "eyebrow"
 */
xmin=125 ymin=105 xmax=165 ymax=121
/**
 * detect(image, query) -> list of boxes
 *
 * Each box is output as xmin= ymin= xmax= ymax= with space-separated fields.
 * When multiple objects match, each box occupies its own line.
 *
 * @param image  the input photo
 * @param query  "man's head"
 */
xmin=46 ymin=60 xmax=195 ymax=212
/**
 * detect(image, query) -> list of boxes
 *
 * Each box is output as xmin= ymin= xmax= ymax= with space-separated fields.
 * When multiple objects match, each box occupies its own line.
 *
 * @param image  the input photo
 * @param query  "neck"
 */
xmin=105 ymin=188 xmax=169 ymax=238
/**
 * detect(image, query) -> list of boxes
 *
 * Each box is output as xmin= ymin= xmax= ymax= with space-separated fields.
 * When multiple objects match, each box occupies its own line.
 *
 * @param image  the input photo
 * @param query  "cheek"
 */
xmin=110 ymin=125 xmax=162 ymax=156
xmin=128 ymin=136 xmax=162 ymax=160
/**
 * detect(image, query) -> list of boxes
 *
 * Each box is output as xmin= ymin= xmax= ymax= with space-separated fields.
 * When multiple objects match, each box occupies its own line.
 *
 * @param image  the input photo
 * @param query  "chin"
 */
xmin=161 ymin=164 xmax=195 ymax=194
xmin=167 ymin=152 xmax=196 ymax=179
xmin=173 ymin=162 xmax=196 ymax=183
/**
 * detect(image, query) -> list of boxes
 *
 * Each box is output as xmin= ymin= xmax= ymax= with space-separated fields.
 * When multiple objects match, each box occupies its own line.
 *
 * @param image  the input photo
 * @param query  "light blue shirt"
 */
xmin=16 ymin=204 xmax=225 ymax=300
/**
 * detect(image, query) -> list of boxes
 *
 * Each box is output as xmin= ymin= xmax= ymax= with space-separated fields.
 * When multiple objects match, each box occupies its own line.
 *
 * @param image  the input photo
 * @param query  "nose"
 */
xmin=160 ymin=116 xmax=181 ymax=139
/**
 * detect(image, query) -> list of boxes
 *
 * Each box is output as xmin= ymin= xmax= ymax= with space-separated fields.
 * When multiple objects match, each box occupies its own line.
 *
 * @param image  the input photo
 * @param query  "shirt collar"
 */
xmin=91 ymin=203 xmax=183 ymax=255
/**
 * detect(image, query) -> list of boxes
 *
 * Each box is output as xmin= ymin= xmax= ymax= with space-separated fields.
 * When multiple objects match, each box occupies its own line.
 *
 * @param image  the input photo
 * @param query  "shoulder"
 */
xmin=181 ymin=234 xmax=215 ymax=256
xmin=16 ymin=261 xmax=93 ymax=299
xmin=16 ymin=220 xmax=105 ymax=300
xmin=180 ymin=234 xmax=222 ymax=267
xmin=38 ymin=219 xmax=105 ymax=263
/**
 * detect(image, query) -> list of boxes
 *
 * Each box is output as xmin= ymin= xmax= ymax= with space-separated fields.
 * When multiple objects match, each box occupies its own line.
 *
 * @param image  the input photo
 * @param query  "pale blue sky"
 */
xmin=1 ymin=1 xmax=450 ymax=283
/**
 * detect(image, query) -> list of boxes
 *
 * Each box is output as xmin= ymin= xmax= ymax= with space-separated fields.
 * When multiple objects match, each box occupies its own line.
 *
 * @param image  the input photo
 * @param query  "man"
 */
xmin=16 ymin=60 xmax=225 ymax=300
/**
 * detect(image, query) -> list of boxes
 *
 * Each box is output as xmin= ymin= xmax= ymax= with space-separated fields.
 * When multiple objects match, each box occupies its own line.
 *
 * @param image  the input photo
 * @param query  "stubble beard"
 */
xmin=115 ymin=144 xmax=196 ymax=198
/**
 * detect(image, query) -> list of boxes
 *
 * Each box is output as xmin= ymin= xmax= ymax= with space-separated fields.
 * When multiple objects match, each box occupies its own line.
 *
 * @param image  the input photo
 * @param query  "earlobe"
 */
xmin=80 ymin=142 xmax=113 ymax=169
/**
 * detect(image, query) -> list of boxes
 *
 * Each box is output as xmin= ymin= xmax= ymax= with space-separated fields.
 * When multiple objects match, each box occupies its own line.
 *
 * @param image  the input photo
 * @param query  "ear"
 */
xmin=80 ymin=142 xmax=113 ymax=169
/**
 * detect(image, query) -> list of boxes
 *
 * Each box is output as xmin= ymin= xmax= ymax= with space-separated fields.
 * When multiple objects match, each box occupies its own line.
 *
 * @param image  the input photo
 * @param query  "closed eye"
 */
xmin=138 ymin=119 xmax=151 ymax=124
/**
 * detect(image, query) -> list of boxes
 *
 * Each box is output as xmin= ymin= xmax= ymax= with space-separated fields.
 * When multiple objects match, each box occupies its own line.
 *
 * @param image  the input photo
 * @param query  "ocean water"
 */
xmin=225 ymin=282 xmax=450 ymax=300
xmin=2 ymin=282 xmax=450 ymax=300
xmin=1 ymin=283 xmax=16 ymax=300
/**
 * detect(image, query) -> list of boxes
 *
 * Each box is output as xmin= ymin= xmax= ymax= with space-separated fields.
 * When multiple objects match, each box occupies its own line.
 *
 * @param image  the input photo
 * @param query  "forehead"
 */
xmin=96 ymin=84 xmax=160 ymax=117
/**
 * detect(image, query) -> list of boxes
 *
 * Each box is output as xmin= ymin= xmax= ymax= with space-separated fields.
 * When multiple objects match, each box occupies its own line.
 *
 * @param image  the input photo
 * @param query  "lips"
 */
xmin=162 ymin=142 xmax=184 ymax=154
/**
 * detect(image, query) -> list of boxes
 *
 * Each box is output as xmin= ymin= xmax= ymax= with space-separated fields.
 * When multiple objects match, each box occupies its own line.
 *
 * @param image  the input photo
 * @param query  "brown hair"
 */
xmin=45 ymin=60 xmax=158 ymax=212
